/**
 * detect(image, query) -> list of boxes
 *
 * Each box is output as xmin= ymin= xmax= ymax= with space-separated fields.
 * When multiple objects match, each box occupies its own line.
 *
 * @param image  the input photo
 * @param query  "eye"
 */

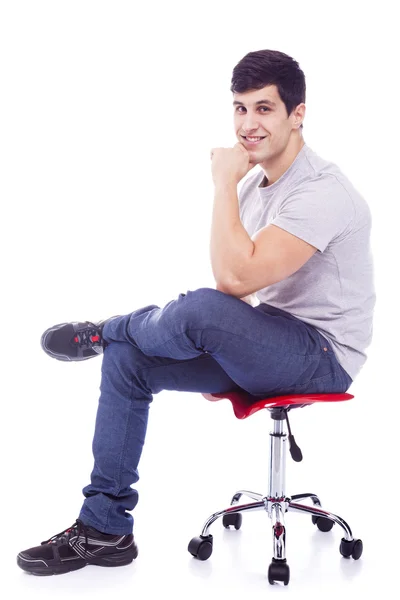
xmin=236 ymin=106 xmax=270 ymax=112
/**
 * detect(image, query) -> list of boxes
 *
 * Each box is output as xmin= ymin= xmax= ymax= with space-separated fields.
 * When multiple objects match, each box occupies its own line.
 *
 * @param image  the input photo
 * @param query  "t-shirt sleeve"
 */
xmin=269 ymin=176 xmax=355 ymax=253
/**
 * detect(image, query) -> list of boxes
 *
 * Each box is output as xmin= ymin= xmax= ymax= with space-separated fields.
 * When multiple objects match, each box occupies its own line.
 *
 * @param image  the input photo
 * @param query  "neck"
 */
xmin=260 ymin=135 xmax=305 ymax=187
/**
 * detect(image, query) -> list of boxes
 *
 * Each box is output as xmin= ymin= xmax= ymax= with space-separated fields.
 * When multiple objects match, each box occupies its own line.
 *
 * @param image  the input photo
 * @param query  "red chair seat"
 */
xmin=201 ymin=391 xmax=354 ymax=420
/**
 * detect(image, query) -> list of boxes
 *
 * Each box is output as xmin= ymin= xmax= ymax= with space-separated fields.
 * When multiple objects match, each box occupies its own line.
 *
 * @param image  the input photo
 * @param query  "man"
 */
xmin=17 ymin=49 xmax=375 ymax=576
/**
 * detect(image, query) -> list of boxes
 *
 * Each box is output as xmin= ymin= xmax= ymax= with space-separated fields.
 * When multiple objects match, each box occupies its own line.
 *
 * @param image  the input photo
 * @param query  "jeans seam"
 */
xmin=103 ymin=392 xmax=134 ymax=531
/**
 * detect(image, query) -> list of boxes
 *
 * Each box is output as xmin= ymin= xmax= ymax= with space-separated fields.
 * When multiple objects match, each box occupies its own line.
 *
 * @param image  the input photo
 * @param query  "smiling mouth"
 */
xmin=241 ymin=135 xmax=267 ymax=145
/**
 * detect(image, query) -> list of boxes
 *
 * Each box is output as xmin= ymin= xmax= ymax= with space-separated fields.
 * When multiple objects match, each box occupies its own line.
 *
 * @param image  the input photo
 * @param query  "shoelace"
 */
xmin=74 ymin=322 xmax=102 ymax=348
xmin=41 ymin=518 xmax=90 ymax=553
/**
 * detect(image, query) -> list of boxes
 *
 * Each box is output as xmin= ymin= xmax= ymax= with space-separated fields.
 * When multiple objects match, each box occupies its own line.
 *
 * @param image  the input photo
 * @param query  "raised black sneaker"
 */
xmin=17 ymin=518 xmax=138 ymax=576
xmin=40 ymin=316 xmax=119 ymax=361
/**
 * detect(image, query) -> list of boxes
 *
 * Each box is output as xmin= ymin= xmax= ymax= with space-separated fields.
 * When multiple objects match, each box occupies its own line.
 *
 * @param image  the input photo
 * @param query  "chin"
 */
xmin=251 ymin=150 xmax=268 ymax=160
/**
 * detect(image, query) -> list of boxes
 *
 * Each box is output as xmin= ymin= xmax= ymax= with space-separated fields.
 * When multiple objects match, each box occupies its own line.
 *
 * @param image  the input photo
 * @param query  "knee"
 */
xmin=180 ymin=286 xmax=221 ymax=313
xmin=183 ymin=287 xmax=225 ymax=305
xmin=177 ymin=287 xmax=234 ymax=328
xmin=102 ymin=341 xmax=144 ymax=372
xmin=101 ymin=342 xmax=153 ymax=401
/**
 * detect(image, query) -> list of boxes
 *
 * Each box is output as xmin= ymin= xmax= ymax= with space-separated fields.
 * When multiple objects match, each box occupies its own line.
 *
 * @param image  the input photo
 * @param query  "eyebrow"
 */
xmin=233 ymin=99 xmax=276 ymax=108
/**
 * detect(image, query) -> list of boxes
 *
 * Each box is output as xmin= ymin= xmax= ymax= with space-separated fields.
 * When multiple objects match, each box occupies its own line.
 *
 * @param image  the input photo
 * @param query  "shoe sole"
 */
xmin=17 ymin=546 xmax=137 ymax=575
xmin=40 ymin=326 xmax=103 ymax=362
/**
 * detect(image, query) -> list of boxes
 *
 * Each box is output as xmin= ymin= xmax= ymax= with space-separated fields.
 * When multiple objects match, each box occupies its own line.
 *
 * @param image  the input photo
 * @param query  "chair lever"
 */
xmin=285 ymin=412 xmax=303 ymax=462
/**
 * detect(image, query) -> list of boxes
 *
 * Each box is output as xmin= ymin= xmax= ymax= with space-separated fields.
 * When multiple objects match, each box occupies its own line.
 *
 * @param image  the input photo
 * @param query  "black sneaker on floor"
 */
xmin=40 ymin=317 xmax=119 ymax=361
xmin=17 ymin=518 xmax=138 ymax=576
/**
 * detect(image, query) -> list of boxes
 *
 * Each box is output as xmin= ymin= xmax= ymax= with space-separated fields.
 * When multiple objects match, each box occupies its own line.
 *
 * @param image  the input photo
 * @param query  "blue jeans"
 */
xmin=78 ymin=288 xmax=352 ymax=534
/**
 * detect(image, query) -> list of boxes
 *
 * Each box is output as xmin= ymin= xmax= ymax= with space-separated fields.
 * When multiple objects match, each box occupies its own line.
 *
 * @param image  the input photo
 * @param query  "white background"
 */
xmin=0 ymin=0 xmax=398 ymax=598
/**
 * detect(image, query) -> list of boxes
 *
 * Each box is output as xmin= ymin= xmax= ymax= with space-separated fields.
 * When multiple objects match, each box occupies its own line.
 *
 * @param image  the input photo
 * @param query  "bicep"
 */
xmin=230 ymin=224 xmax=318 ymax=297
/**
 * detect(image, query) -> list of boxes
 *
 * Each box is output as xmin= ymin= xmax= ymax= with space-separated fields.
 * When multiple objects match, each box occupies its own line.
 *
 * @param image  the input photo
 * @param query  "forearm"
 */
xmin=210 ymin=182 xmax=255 ymax=289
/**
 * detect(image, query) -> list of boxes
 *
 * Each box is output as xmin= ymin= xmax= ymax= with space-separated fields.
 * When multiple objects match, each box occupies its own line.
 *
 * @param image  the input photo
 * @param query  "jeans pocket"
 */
xmin=291 ymin=368 xmax=352 ymax=395
xmin=315 ymin=334 xmax=353 ymax=392
xmin=290 ymin=372 xmax=334 ymax=395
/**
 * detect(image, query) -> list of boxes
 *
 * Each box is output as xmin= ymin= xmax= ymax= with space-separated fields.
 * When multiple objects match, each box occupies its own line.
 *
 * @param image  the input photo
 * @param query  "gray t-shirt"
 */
xmin=238 ymin=143 xmax=376 ymax=381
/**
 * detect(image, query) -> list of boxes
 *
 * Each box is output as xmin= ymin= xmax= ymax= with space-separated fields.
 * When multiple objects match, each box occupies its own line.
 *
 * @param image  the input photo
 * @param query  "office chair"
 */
xmin=188 ymin=391 xmax=362 ymax=586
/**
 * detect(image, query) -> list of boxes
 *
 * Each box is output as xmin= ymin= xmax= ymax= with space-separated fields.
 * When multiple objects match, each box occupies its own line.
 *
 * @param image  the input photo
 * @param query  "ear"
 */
xmin=293 ymin=103 xmax=306 ymax=127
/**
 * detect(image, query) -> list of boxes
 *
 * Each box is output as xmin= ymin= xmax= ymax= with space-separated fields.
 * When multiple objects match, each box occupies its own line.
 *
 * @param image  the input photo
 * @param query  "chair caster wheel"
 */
xmin=340 ymin=537 xmax=363 ymax=560
xmin=188 ymin=534 xmax=213 ymax=561
xmin=268 ymin=558 xmax=290 ymax=585
xmin=312 ymin=515 xmax=334 ymax=531
xmin=222 ymin=512 xmax=242 ymax=529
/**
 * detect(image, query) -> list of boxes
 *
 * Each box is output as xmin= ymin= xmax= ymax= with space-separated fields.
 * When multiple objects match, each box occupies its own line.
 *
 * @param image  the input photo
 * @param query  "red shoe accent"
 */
xmin=74 ymin=336 xmax=79 ymax=343
xmin=91 ymin=335 xmax=100 ymax=342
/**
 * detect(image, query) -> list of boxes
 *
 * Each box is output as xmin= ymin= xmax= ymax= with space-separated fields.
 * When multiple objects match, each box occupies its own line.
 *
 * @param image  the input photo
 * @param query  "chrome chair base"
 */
xmin=188 ymin=407 xmax=363 ymax=585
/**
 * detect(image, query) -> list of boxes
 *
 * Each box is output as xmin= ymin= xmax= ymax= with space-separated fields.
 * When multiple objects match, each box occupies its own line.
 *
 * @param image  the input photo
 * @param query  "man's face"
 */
xmin=233 ymin=84 xmax=301 ymax=163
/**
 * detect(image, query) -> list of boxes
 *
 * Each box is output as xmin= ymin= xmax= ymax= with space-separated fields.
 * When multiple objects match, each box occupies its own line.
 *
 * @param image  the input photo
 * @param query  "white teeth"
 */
xmin=246 ymin=136 xmax=263 ymax=141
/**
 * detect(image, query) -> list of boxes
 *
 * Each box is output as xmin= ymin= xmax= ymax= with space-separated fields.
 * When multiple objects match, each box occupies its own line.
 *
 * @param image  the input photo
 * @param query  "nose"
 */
xmin=242 ymin=114 xmax=261 ymax=135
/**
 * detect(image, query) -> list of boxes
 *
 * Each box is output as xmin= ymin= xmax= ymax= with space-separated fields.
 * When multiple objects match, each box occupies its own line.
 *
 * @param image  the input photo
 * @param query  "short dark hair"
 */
xmin=230 ymin=49 xmax=306 ymax=129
